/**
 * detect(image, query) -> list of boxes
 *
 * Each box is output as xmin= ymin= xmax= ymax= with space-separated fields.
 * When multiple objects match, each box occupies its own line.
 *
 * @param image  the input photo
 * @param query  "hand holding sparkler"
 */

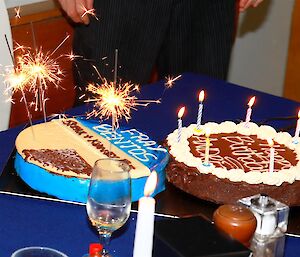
xmin=57 ymin=0 xmax=96 ymax=25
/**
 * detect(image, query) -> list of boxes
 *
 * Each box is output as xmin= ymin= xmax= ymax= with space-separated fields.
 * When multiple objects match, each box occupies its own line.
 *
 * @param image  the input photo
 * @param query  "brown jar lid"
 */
xmin=216 ymin=204 xmax=255 ymax=221
xmin=213 ymin=204 xmax=257 ymax=246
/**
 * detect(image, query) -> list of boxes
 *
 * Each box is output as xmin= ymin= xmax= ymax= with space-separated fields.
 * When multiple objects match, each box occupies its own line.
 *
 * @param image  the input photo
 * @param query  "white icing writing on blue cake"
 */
xmin=92 ymin=124 xmax=167 ymax=163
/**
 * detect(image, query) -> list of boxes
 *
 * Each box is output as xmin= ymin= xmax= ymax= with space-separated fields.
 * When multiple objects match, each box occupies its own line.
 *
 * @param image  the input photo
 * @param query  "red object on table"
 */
xmin=89 ymin=243 xmax=103 ymax=256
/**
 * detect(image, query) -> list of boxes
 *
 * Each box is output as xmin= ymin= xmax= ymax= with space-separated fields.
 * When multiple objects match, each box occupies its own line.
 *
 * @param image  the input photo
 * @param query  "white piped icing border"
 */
xmin=167 ymin=122 xmax=300 ymax=186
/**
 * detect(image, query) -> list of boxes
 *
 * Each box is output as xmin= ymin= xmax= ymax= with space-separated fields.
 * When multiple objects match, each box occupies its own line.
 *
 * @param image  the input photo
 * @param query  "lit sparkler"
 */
xmin=85 ymin=79 xmax=160 ymax=129
xmin=3 ymin=68 xmax=33 ymax=126
xmin=165 ymin=74 xmax=182 ymax=89
xmin=21 ymin=49 xmax=62 ymax=90
xmin=65 ymin=51 xmax=82 ymax=61
xmin=13 ymin=42 xmax=28 ymax=53
xmin=18 ymin=48 xmax=63 ymax=121
xmin=3 ymin=34 xmax=68 ymax=124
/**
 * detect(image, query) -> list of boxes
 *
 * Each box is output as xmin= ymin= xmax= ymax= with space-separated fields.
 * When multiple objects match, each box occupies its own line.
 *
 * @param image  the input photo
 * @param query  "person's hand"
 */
xmin=239 ymin=0 xmax=264 ymax=12
xmin=57 ymin=0 xmax=94 ymax=25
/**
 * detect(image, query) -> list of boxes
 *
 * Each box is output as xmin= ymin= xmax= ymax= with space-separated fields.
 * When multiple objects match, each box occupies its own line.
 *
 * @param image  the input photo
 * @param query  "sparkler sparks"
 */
xmin=85 ymin=80 xmax=160 ymax=129
xmin=14 ymin=6 xmax=21 ymax=19
xmin=81 ymin=5 xmax=99 ymax=20
xmin=65 ymin=51 xmax=82 ymax=61
xmin=2 ymin=36 xmax=66 ymax=124
xmin=21 ymin=49 xmax=62 ymax=90
xmin=165 ymin=75 xmax=182 ymax=88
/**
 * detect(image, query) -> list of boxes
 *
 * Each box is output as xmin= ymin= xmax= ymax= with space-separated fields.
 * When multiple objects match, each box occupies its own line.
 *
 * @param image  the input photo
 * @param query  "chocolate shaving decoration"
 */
xmin=22 ymin=149 xmax=92 ymax=176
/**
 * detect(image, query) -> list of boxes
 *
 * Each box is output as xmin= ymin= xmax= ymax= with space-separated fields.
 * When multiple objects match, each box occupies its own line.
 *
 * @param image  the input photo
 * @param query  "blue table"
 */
xmin=0 ymin=73 xmax=300 ymax=256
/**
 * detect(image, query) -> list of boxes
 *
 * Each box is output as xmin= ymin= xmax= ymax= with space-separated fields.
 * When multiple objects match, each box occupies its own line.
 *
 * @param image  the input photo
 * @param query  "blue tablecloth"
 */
xmin=0 ymin=192 xmax=299 ymax=257
xmin=0 ymin=192 xmax=135 ymax=257
xmin=0 ymin=73 xmax=300 ymax=256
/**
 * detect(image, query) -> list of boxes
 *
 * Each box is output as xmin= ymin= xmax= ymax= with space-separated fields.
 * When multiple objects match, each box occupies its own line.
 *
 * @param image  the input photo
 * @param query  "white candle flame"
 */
xmin=198 ymin=90 xmax=205 ymax=102
xmin=144 ymin=171 xmax=158 ymax=197
xmin=248 ymin=96 xmax=256 ymax=107
xmin=178 ymin=106 xmax=185 ymax=119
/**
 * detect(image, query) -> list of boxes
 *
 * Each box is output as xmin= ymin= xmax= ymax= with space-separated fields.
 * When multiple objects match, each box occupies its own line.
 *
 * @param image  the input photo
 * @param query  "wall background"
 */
xmin=4 ymin=0 xmax=47 ymax=8
xmin=228 ymin=0 xmax=295 ymax=97
xmin=0 ymin=0 xmax=12 ymax=131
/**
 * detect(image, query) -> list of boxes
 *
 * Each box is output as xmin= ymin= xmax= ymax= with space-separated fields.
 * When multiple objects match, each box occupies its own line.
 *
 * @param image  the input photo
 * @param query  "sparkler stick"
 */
xmin=20 ymin=86 xmax=33 ymax=127
xmin=30 ymin=21 xmax=37 ymax=51
xmin=92 ymin=64 xmax=104 ymax=82
xmin=51 ymin=34 xmax=70 ymax=55
xmin=4 ymin=35 xmax=33 ymax=127
xmin=30 ymin=21 xmax=45 ymax=120
xmin=112 ymin=49 xmax=119 ymax=135
xmin=27 ymin=24 xmax=66 ymax=122
xmin=114 ymin=49 xmax=118 ymax=86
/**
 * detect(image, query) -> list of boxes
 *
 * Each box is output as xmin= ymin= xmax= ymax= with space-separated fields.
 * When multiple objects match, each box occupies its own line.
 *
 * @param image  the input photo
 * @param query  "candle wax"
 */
xmin=133 ymin=196 xmax=155 ymax=257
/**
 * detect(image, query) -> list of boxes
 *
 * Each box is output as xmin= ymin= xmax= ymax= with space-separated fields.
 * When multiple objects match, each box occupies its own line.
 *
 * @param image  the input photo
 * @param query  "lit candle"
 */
xmin=245 ymin=96 xmax=256 ymax=128
xmin=177 ymin=107 xmax=185 ymax=142
xmin=196 ymin=90 xmax=205 ymax=130
xmin=133 ymin=171 xmax=157 ymax=257
xmin=267 ymin=138 xmax=275 ymax=173
xmin=204 ymin=128 xmax=211 ymax=166
xmin=293 ymin=110 xmax=300 ymax=143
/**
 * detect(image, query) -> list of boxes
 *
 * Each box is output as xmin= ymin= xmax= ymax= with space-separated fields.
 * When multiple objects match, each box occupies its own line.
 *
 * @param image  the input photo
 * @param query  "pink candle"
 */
xmin=245 ymin=96 xmax=256 ymax=127
xmin=267 ymin=138 xmax=275 ymax=173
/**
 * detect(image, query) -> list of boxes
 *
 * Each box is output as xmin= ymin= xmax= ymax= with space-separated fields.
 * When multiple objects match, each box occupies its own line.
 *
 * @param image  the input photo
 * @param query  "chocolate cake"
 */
xmin=165 ymin=121 xmax=300 ymax=206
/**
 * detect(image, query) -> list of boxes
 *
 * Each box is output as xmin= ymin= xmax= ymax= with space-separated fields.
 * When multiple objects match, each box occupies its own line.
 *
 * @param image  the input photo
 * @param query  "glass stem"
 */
xmin=99 ymin=232 xmax=112 ymax=256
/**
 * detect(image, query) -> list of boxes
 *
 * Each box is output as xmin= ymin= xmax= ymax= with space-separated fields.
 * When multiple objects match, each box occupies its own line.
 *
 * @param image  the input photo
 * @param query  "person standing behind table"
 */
xmin=57 ymin=0 xmax=264 ymax=105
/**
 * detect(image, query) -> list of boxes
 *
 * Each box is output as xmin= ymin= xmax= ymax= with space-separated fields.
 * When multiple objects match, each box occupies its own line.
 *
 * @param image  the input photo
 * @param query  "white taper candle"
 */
xmin=133 ymin=171 xmax=157 ymax=257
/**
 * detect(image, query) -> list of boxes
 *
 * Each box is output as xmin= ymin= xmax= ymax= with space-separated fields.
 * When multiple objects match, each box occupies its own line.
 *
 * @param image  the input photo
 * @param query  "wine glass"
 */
xmin=86 ymin=158 xmax=131 ymax=257
xmin=11 ymin=247 xmax=68 ymax=257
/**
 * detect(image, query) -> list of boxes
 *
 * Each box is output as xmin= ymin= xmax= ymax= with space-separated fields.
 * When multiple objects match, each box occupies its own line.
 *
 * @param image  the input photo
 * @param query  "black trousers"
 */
xmin=73 ymin=0 xmax=237 ymax=101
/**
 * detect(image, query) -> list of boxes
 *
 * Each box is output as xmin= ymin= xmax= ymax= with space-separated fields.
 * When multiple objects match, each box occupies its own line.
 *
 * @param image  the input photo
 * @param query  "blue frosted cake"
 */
xmin=14 ymin=118 xmax=169 ymax=202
